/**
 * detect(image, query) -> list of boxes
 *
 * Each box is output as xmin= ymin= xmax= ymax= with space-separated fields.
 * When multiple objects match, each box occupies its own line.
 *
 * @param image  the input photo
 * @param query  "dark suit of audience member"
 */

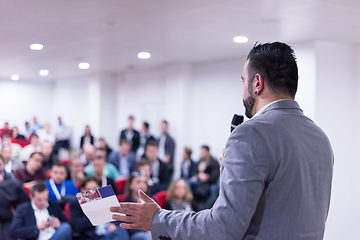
xmin=181 ymin=159 xmax=197 ymax=180
xmin=109 ymin=150 xmax=136 ymax=178
xmin=42 ymin=152 xmax=59 ymax=170
xmin=120 ymin=129 xmax=140 ymax=153
xmin=69 ymin=197 xmax=100 ymax=240
xmin=0 ymin=180 xmax=30 ymax=240
xmin=80 ymin=135 xmax=94 ymax=149
xmin=147 ymin=157 xmax=169 ymax=195
xmin=97 ymin=177 xmax=119 ymax=196
xmin=9 ymin=201 xmax=69 ymax=240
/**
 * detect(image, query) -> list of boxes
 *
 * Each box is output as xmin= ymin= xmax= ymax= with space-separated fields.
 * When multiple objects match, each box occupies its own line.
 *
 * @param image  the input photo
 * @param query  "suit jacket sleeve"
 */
xmin=9 ymin=203 xmax=39 ymax=239
xmin=164 ymin=136 xmax=175 ymax=162
xmin=49 ymin=202 xmax=68 ymax=223
xmin=150 ymin=124 xmax=269 ymax=240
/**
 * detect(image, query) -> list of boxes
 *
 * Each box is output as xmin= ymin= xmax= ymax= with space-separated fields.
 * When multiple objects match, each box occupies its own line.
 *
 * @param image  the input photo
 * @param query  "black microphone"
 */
xmin=230 ymin=114 xmax=244 ymax=132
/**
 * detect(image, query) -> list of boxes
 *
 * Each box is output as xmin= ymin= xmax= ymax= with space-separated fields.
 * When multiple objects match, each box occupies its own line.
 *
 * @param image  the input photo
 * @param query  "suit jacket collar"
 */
xmin=258 ymin=99 xmax=302 ymax=116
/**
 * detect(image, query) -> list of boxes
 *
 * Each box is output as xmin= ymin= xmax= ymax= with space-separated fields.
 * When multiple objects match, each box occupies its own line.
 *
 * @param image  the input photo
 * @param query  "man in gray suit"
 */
xmin=110 ymin=42 xmax=334 ymax=240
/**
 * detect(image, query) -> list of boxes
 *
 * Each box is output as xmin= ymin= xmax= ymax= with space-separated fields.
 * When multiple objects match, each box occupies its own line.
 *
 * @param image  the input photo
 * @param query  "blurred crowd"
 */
xmin=0 ymin=115 xmax=220 ymax=240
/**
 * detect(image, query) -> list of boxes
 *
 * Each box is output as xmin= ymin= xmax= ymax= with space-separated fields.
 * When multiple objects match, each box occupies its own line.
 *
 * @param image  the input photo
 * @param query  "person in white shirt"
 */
xmin=21 ymin=133 xmax=41 ymax=162
xmin=37 ymin=124 xmax=55 ymax=145
xmin=9 ymin=182 xmax=72 ymax=240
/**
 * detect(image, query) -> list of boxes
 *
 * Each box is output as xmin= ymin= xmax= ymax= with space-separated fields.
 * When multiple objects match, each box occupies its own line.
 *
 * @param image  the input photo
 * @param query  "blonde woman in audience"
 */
xmin=164 ymin=178 xmax=199 ymax=213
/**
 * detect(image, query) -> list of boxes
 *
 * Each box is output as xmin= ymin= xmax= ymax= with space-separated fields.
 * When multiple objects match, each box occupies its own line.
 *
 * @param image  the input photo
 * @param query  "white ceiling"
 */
xmin=0 ymin=0 xmax=359 ymax=81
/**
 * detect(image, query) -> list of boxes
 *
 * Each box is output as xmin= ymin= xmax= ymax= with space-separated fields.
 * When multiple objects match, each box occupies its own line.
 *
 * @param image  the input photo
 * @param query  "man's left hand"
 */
xmin=110 ymin=190 xmax=160 ymax=231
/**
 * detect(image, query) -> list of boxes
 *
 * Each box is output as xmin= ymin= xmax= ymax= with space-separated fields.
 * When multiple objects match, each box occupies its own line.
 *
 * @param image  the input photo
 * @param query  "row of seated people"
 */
xmin=0 ymin=154 xmax=206 ymax=240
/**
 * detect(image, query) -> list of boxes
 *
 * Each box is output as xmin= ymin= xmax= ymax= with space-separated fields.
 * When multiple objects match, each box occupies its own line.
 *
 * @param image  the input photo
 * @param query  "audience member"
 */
xmin=0 ymin=122 xmax=12 ymax=137
xmin=0 ymin=156 xmax=14 ymax=181
xmin=189 ymin=145 xmax=220 ymax=204
xmin=136 ymin=160 xmax=154 ymax=188
xmin=164 ymin=178 xmax=199 ymax=213
xmin=55 ymin=117 xmax=71 ymax=150
xmin=120 ymin=115 xmax=140 ymax=153
xmin=0 ymin=160 xmax=30 ymax=240
xmin=13 ymin=152 xmax=48 ymax=189
xmin=109 ymin=139 xmax=136 ymax=177
xmin=21 ymin=133 xmax=41 ymax=161
xmin=99 ymin=138 xmax=113 ymax=158
xmin=9 ymin=182 xmax=72 ymax=240
xmin=80 ymin=125 xmax=94 ymax=149
xmin=41 ymin=141 xmax=59 ymax=170
xmin=23 ymin=121 xmax=34 ymax=140
xmin=180 ymin=147 xmax=196 ymax=180
xmin=80 ymin=143 xmax=96 ymax=166
xmin=121 ymin=171 xmax=152 ymax=240
xmin=158 ymin=120 xmax=175 ymax=178
xmin=70 ymin=176 xmax=127 ymax=240
xmin=137 ymin=121 xmax=155 ymax=159
xmin=30 ymin=117 xmax=42 ymax=132
xmin=86 ymin=149 xmax=119 ymax=194
xmin=37 ymin=124 xmax=55 ymax=145
xmin=45 ymin=163 xmax=78 ymax=202
xmin=143 ymin=140 xmax=169 ymax=195
xmin=70 ymin=158 xmax=86 ymax=186
xmin=11 ymin=126 xmax=25 ymax=140
xmin=0 ymin=134 xmax=22 ymax=161
xmin=1 ymin=146 xmax=23 ymax=173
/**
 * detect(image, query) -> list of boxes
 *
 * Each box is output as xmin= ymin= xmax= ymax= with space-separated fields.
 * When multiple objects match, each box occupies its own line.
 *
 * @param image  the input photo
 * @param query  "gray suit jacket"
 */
xmin=150 ymin=100 xmax=333 ymax=240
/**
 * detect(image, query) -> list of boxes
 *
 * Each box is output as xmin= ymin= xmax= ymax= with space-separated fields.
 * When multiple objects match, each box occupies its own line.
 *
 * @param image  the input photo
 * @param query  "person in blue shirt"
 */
xmin=45 ymin=163 xmax=78 ymax=203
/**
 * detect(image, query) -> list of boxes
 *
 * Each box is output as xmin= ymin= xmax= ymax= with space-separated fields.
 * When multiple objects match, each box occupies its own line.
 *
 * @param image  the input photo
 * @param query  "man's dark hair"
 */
xmin=31 ymin=133 xmax=39 ymax=138
xmin=31 ymin=182 xmax=48 ymax=196
xmin=136 ymin=159 xmax=150 ymax=170
xmin=146 ymin=140 xmax=158 ymax=148
xmin=162 ymin=120 xmax=168 ymax=125
xmin=51 ymin=163 xmax=67 ymax=170
xmin=119 ymin=139 xmax=130 ymax=146
xmin=201 ymin=145 xmax=210 ymax=152
xmin=129 ymin=115 xmax=134 ymax=120
xmin=247 ymin=42 xmax=298 ymax=98
xmin=30 ymin=152 xmax=45 ymax=159
xmin=184 ymin=147 xmax=192 ymax=157
xmin=80 ymin=176 xmax=99 ymax=191
xmin=143 ymin=122 xmax=149 ymax=130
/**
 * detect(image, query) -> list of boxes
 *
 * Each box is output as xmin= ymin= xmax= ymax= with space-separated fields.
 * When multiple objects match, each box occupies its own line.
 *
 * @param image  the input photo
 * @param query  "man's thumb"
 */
xmin=138 ymin=190 xmax=154 ymax=203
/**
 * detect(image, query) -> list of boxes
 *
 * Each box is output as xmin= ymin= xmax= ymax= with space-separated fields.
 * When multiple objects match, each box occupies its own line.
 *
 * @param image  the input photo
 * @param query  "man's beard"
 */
xmin=243 ymin=94 xmax=255 ymax=119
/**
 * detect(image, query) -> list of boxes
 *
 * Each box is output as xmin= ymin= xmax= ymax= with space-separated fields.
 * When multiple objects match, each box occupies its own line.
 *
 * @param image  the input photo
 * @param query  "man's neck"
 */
xmin=253 ymin=95 xmax=293 ymax=117
xmin=26 ymin=166 xmax=36 ymax=175
xmin=4 ymin=158 xmax=10 ymax=164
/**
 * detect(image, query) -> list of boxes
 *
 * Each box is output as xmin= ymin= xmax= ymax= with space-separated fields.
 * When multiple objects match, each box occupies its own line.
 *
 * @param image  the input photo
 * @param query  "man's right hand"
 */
xmin=37 ymin=221 xmax=50 ymax=231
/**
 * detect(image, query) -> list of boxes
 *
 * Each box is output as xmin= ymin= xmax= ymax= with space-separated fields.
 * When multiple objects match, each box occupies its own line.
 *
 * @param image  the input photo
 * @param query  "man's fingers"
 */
xmin=110 ymin=206 xmax=137 ymax=215
xmin=112 ymin=214 xmax=136 ymax=223
xmin=138 ymin=190 xmax=154 ymax=203
xmin=119 ymin=222 xmax=141 ymax=229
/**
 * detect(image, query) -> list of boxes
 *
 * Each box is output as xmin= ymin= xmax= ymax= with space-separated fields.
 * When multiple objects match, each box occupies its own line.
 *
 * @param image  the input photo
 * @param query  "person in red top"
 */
xmin=0 ymin=122 xmax=12 ymax=137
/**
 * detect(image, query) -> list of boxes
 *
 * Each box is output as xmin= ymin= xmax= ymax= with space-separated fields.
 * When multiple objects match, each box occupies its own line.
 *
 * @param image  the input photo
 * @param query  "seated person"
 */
xmin=0 ymin=168 xmax=30 ymax=240
xmin=80 ymin=143 xmax=96 ymax=166
xmin=80 ymin=125 xmax=94 ymax=149
xmin=85 ymin=148 xmax=120 ymax=181
xmin=0 ymin=134 xmax=22 ymax=162
xmin=121 ymin=171 xmax=152 ymax=240
xmin=70 ymin=158 xmax=86 ymax=186
xmin=13 ymin=152 xmax=48 ymax=189
xmin=11 ymin=126 xmax=26 ymax=140
xmin=108 ymin=139 xmax=136 ymax=178
xmin=1 ymin=145 xmax=23 ymax=173
xmin=180 ymin=147 xmax=196 ymax=180
xmin=0 ymin=156 xmax=14 ymax=181
xmin=37 ymin=124 xmax=55 ymax=145
xmin=99 ymin=138 xmax=113 ymax=159
xmin=45 ymin=163 xmax=78 ymax=202
xmin=0 ymin=122 xmax=12 ymax=137
xmin=189 ymin=145 xmax=220 ymax=204
xmin=70 ymin=176 xmax=128 ymax=240
xmin=142 ymin=140 xmax=169 ymax=195
xmin=9 ymin=182 xmax=72 ymax=240
xmin=88 ymin=149 xmax=119 ymax=195
xmin=21 ymin=133 xmax=41 ymax=162
xmin=164 ymin=179 xmax=199 ymax=213
xmin=41 ymin=141 xmax=59 ymax=170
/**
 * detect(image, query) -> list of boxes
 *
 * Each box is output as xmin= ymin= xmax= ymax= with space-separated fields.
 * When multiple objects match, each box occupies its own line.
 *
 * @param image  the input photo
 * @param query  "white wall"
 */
xmin=0 ymin=81 xmax=54 ymax=132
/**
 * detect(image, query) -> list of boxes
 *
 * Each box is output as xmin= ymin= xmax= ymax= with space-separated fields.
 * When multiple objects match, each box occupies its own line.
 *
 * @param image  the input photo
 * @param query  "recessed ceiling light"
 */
xmin=138 ymin=52 xmax=151 ymax=59
xmin=233 ymin=36 xmax=248 ymax=43
xmin=39 ymin=70 xmax=49 ymax=76
xmin=30 ymin=44 xmax=43 ymax=50
xmin=79 ymin=62 xmax=90 ymax=69
xmin=11 ymin=75 xmax=19 ymax=81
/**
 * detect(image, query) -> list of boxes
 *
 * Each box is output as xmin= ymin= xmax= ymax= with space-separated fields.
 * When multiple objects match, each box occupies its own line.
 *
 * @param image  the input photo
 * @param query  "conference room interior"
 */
xmin=0 ymin=1 xmax=359 ymax=240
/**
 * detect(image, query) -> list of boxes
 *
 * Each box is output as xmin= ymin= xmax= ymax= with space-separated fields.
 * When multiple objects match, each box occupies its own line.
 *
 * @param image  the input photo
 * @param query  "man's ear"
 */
xmin=254 ymin=74 xmax=265 ymax=95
